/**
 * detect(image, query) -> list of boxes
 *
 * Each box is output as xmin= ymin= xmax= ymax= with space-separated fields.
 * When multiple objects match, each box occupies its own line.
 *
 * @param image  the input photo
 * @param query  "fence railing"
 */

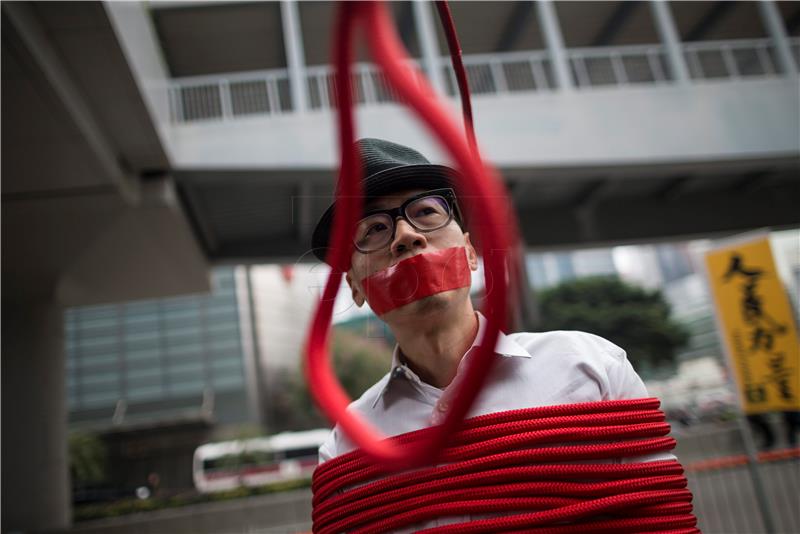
xmin=673 ymin=421 xmax=800 ymax=533
xmin=169 ymin=69 xmax=291 ymax=123
xmin=682 ymin=38 xmax=782 ymax=80
xmin=305 ymin=61 xmax=426 ymax=110
xmin=440 ymin=50 xmax=554 ymax=95
xmin=568 ymin=43 xmax=670 ymax=87
xmin=168 ymin=38 xmax=800 ymax=123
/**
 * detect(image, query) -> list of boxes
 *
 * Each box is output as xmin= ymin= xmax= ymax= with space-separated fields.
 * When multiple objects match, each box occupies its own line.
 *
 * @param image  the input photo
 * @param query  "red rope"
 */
xmin=312 ymin=399 xmax=696 ymax=533
xmin=434 ymin=1 xmax=476 ymax=153
xmin=304 ymin=0 xmax=518 ymax=470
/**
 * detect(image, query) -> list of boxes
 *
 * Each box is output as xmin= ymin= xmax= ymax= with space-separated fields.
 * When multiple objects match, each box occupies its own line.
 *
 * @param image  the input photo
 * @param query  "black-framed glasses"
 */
xmin=353 ymin=188 xmax=461 ymax=253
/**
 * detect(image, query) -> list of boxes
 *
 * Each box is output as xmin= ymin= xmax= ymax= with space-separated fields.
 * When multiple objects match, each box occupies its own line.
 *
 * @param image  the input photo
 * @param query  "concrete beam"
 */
xmin=2 ymin=2 xmax=140 ymax=204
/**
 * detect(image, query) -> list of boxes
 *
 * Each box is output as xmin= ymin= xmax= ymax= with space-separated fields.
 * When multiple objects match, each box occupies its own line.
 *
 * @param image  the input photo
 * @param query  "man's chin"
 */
xmin=378 ymin=290 xmax=460 ymax=322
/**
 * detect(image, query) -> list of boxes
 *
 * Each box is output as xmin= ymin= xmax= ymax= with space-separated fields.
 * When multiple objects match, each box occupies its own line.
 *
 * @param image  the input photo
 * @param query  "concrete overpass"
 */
xmin=2 ymin=1 xmax=799 ymax=531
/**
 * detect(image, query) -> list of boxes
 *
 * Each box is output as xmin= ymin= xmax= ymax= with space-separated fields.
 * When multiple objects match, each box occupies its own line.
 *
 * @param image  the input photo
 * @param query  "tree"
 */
xmin=538 ymin=276 xmax=689 ymax=374
xmin=69 ymin=431 xmax=108 ymax=488
xmin=265 ymin=327 xmax=393 ymax=432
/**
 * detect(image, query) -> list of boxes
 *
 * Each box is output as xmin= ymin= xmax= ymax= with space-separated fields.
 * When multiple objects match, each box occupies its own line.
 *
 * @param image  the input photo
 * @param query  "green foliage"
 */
xmin=538 ymin=276 xmax=689 ymax=372
xmin=69 ymin=432 xmax=108 ymax=487
xmin=265 ymin=327 xmax=393 ymax=432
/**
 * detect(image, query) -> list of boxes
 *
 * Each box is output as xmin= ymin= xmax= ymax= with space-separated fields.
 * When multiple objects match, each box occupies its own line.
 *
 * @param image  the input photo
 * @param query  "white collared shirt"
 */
xmin=317 ymin=312 xmax=672 ymax=530
xmin=319 ymin=312 xmax=661 ymax=461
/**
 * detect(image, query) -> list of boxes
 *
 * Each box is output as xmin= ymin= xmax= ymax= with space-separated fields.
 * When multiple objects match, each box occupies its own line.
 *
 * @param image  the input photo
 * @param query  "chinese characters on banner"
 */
xmin=705 ymin=236 xmax=800 ymax=414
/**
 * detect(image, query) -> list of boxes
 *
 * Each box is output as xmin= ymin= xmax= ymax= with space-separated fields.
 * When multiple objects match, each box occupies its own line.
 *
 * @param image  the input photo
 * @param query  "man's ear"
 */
xmin=345 ymin=271 xmax=366 ymax=307
xmin=463 ymin=232 xmax=479 ymax=271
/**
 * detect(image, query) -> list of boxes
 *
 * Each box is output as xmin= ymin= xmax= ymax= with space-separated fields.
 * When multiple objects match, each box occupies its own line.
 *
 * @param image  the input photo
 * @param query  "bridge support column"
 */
xmin=535 ymin=0 xmax=573 ymax=91
xmin=649 ymin=0 xmax=690 ymax=83
xmin=1 ymin=299 xmax=71 ymax=531
xmin=412 ymin=0 xmax=447 ymax=97
xmin=758 ymin=0 xmax=798 ymax=76
xmin=281 ymin=0 xmax=309 ymax=112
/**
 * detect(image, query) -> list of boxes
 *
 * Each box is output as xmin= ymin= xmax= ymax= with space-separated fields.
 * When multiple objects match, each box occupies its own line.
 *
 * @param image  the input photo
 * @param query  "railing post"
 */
xmin=535 ymin=0 xmax=574 ymax=91
xmin=489 ymin=60 xmax=508 ymax=92
xmin=758 ymin=0 xmax=797 ymax=76
xmin=220 ymin=79 xmax=233 ymax=120
xmin=412 ymin=0 xmax=447 ymax=96
xmin=649 ymin=0 xmax=690 ymax=83
xmin=280 ymin=0 xmax=309 ymax=112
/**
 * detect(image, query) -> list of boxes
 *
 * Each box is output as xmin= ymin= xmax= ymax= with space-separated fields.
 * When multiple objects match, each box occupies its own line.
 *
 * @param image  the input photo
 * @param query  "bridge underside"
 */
xmin=175 ymin=156 xmax=800 ymax=262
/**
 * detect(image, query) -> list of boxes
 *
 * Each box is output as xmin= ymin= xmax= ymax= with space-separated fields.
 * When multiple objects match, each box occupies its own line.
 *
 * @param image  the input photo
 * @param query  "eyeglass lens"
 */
xmin=354 ymin=195 xmax=451 ymax=252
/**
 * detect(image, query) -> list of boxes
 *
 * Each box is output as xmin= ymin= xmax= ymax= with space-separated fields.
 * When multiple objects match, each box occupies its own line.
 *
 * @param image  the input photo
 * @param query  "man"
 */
xmin=312 ymin=138 xmax=660 ymax=463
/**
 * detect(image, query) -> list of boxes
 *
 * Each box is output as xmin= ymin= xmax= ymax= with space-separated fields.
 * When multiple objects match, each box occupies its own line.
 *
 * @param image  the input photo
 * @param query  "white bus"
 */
xmin=193 ymin=428 xmax=330 ymax=493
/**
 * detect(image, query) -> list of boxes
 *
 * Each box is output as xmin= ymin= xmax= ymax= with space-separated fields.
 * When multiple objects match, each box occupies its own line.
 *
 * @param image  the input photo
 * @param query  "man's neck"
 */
xmin=390 ymin=302 xmax=479 ymax=389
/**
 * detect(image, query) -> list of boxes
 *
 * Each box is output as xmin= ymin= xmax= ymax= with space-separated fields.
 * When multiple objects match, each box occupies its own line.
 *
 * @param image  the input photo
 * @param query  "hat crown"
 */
xmin=357 ymin=138 xmax=432 ymax=177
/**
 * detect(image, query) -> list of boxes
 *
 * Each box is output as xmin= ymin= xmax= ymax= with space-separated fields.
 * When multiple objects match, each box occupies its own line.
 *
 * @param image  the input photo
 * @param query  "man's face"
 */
xmin=346 ymin=189 xmax=478 ymax=321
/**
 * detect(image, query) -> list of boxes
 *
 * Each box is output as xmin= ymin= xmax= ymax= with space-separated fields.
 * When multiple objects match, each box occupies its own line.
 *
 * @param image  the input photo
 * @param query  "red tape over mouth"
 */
xmin=361 ymin=247 xmax=472 ymax=315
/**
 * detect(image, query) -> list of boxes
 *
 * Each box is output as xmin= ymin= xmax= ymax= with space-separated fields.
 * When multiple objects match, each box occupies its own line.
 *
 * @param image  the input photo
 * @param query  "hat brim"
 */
xmin=311 ymin=164 xmax=458 ymax=263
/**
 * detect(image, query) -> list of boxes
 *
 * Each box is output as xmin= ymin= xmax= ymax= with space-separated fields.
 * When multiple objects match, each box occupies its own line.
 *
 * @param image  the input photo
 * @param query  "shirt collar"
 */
xmin=372 ymin=311 xmax=531 ymax=408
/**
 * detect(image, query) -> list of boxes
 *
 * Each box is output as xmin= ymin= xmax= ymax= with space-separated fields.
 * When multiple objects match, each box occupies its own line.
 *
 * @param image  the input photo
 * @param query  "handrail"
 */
xmin=168 ymin=37 xmax=799 ymax=123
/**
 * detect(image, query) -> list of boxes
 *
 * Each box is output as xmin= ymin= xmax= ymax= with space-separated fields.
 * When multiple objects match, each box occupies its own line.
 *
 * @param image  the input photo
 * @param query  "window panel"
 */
xmin=81 ymin=390 xmax=120 ymax=408
xmin=170 ymin=380 xmax=206 ymax=396
xmin=168 ymin=361 xmax=204 ymax=377
xmin=80 ymin=353 xmax=119 ymax=368
xmin=127 ymin=384 xmax=164 ymax=401
xmin=213 ymin=373 xmax=244 ymax=389
xmin=127 ymin=366 xmax=164 ymax=380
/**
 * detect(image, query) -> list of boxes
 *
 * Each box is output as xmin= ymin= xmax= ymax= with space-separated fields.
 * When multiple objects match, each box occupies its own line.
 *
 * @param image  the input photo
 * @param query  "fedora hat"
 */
xmin=311 ymin=138 xmax=458 ymax=263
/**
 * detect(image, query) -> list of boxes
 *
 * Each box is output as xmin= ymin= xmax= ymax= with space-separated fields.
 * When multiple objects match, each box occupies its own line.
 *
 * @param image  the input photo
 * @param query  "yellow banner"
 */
xmin=705 ymin=237 xmax=800 ymax=414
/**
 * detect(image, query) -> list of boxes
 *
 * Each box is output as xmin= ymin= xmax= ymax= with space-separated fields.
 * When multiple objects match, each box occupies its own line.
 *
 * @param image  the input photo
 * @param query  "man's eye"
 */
xmin=414 ymin=207 xmax=438 ymax=217
xmin=365 ymin=222 xmax=388 ymax=236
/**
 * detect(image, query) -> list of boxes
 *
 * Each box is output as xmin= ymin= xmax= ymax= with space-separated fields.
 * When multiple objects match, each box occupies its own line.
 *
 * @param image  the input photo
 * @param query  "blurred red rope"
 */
xmin=304 ymin=0 xmax=517 ymax=470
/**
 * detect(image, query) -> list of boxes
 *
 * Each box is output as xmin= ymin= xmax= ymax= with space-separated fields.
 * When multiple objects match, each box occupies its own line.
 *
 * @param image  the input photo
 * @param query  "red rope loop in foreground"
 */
xmin=304 ymin=0 xmax=519 ymax=470
xmin=311 ymin=398 xmax=698 ymax=534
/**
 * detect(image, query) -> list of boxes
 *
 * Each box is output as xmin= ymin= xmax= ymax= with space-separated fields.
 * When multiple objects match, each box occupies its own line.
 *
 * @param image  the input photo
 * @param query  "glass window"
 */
xmin=123 ymin=330 xmax=160 ymax=343
xmin=206 ymin=303 xmax=238 ymax=318
xmin=126 ymin=366 xmax=164 ymax=380
xmin=170 ymin=379 xmax=206 ymax=396
xmin=80 ymin=353 xmax=119 ymax=368
xmin=123 ymin=315 xmax=159 ymax=330
xmin=126 ymin=346 xmax=162 ymax=362
xmin=127 ymin=384 xmax=164 ymax=401
xmin=209 ymin=337 xmax=241 ymax=352
xmin=207 ymin=321 xmax=238 ymax=335
xmin=166 ymin=341 xmax=203 ymax=357
xmin=81 ymin=390 xmax=120 ymax=408
xmin=211 ymin=358 xmax=242 ymax=372
xmin=78 ymin=335 xmax=118 ymax=349
xmin=169 ymin=360 xmax=204 ymax=377
xmin=213 ymin=373 xmax=244 ymax=389
xmin=164 ymin=324 xmax=202 ymax=338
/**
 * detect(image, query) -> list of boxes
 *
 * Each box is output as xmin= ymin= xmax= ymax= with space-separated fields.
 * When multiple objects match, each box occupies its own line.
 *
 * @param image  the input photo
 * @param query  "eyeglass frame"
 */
xmin=352 ymin=188 xmax=464 ymax=254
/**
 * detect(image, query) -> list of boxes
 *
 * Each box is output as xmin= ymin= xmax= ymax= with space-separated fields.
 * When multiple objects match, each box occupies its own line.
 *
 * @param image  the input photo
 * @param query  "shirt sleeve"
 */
xmin=318 ymin=427 xmax=338 ymax=464
xmin=606 ymin=345 xmax=651 ymax=400
xmin=603 ymin=341 xmax=677 ymax=463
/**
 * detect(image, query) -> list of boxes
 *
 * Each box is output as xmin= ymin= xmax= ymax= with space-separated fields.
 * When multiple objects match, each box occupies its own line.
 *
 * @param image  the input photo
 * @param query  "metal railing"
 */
xmin=168 ymin=38 xmax=800 ymax=123
xmin=683 ymin=38 xmax=781 ymax=80
xmin=440 ymin=50 xmax=554 ymax=95
xmin=169 ymin=68 xmax=291 ymax=123
xmin=568 ymin=43 xmax=670 ymax=87
xmin=305 ymin=61 xmax=426 ymax=110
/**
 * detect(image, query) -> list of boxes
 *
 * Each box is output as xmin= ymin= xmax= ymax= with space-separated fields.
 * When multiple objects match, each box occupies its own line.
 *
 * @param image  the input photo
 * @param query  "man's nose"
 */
xmin=391 ymin=218 xmax=427 ymax=257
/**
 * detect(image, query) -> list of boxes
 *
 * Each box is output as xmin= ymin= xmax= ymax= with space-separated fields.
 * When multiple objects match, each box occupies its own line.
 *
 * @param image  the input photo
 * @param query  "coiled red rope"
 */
xmin=311 ymin=398 xmax=697 ymax=534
